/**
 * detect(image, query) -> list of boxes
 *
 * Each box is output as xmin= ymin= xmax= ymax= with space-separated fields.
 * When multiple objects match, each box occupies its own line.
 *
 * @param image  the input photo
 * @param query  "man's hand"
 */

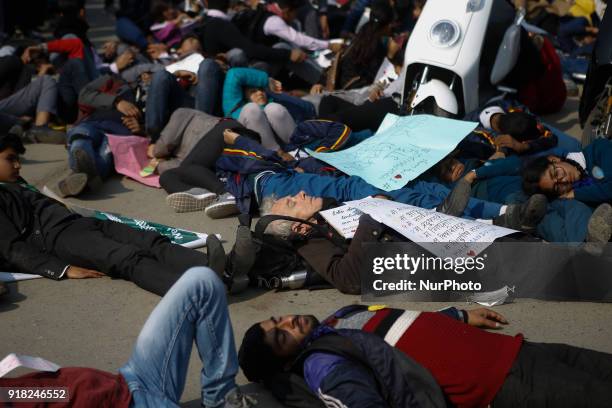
xmin=122 ymin=116 xmax=144 ymax=134
xmin=369 ymin=87 xmax=384 ymax=102
xmin=223 ymin=129 xmax=240 ymax=145
xmin=290 ymin=48 xmax=308 ymax=63
xmin=462 ymin=170 xmax=477 ymax=184
xmin=115 ymin=50 xmax=135 ymax=71
xmin=66 ymin=266 xmax=106 ymax=279
xmin=466 ymin=308 xmax=508 ymax=329
xmin=21 ymin=46 xmax=39 ymax=64
xmin=495 ymin=134 xmax=528 ymax=153
xmin=269 ymin=78 xmax=283 ymax=93
xmin=173 ymin=70 xmax=198 ymax=85
xmin=319 ymin=15 xmax=330 ymax=39
xmin=329 ymin=42 xmax=343 ymax=53
xmin=115 ymin=100 xmax=141 ymax=118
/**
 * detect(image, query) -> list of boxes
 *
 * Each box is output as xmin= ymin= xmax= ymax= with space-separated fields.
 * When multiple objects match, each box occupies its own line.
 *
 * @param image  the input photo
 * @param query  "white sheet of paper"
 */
xmin=341 ymin=198 xmax=516 ymax=258
xmin=165 ymin=53 xmax=205 ymax=74
xmin=0 ymin=353 xmax=60 ymax=378
xmin=0 ymin=273 xmax=43 ymax=282
xmin=319 ymin=205 xmax=364 ymax=239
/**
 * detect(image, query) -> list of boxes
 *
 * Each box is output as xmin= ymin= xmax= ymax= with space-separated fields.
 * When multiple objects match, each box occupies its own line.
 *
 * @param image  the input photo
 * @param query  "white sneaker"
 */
xmin=166 ymin=188 xmax=217 ymax=213
xmin=205 ymin=193 xmax=240 ymax=219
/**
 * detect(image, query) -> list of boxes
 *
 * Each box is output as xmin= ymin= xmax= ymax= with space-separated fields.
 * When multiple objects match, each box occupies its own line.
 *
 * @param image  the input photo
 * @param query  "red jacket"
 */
xmin=45 ymin=38 xmax=85 ymax=60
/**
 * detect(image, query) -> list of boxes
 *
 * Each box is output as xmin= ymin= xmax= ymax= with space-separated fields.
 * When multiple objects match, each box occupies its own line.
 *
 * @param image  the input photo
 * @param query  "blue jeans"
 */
xmin=68 ymin=120 xmax=130 ymax=179
xmin=119 ymin=267 xmax=238 ymax=408
xmin=260 ymin=172 xmax=502 ymax=219
xmin=146 ymin=61 xmax=224 ymax=140
xmin=116 ymin=17 xmax=149 ymax=50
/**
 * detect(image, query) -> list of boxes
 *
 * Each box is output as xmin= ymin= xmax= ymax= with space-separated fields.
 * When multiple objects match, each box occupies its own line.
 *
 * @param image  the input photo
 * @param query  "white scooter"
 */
xmin=400 ymin=0 xmax=524 ymax=118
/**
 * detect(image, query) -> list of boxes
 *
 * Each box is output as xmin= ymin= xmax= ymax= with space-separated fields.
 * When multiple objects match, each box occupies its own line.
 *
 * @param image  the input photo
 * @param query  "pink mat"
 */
xmin=106 ymin=134 xmax=160 ymax=188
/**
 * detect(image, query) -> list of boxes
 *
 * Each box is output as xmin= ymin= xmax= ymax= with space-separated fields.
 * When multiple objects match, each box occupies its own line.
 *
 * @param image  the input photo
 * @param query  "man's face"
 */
xmin=271 ymin=191 xmax=324 ymax=221
xmin=177 ymin=38 xmax=202 ymax=57
xmin=259 ymin=314 xmax=320 ymax=357
xmin=538 ymin=157 xmax=582 ymax=195
xmin=0 ymin=148 xmax=21 ymax=183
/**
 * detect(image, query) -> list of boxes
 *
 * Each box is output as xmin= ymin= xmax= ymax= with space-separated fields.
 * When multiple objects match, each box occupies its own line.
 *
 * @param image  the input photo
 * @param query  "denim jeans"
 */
xmin=119 ymin=267 xmax=238 ymax=408
xmin=68 ymin=120 xmax=130 ymax=179
xmin=146 ymin=60 xmax=224 ymax=140
xmin=116 ymin=17 xmax=149 ymax=50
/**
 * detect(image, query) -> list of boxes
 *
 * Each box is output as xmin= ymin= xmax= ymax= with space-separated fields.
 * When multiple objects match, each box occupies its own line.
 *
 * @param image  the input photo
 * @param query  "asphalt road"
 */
xmin=1 ymin=1 xmax=611 ymax=406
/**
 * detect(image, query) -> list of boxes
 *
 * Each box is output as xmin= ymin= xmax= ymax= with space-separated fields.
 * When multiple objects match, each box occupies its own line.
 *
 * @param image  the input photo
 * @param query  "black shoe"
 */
xmin=226 ymin=225 xmax=256 ymax=294
xmin=72 ymin=148 xmax=103 ymax=191
xmin=26 ymin=126 xmax=66 ymax=144
xmin=56 ymin=173 xmax=88 ymax=198
xmin=206 ymin=234 xmax=226 ymax=278
xmin=493 ymin=194 xmax=548 ymax=231
xmin=585 ymin=203 xmax=612 ymax=255
xmin=436 ymin=179 xmax=472 ymax=216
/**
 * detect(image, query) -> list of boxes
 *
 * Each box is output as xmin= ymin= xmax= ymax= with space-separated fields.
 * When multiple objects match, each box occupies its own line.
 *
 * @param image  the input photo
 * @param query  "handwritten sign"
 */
xmin=321 ymin=198 xmax=516 ymax=258
xmin=308 ymin=114 xmax=477 ymax=191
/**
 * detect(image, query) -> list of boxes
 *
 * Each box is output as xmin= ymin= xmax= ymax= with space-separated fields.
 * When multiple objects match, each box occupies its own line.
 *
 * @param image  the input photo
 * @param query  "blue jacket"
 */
xmin=575 ymin=138 xmax=612 ymax=205
xmin=222 ymin=67 xmax=269 ymax=120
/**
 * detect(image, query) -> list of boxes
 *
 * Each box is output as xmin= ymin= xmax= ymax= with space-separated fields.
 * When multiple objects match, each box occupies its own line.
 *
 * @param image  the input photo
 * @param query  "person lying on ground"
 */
xmin=0 ymin=132 xmax=224 ymax=296
xmin=0 ymin=51 xmax=65 ymax=143
xmin=239 ymin=303 xmax=612 ymax=408
xmin=0 ymin=267 xmax=255 ymax=408
xmin=222 ymin=67 xmax=315 ymax=156
xmin=430 ymin=151 xmax=612 ymax=244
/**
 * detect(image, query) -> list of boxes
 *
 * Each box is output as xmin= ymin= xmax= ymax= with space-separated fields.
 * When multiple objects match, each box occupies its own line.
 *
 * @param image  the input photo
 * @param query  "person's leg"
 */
xmin=161 ymin=164 xmax=227 ymax=195
xmin=0 ymin=75 xmax=58 ymax=122
xmin=263 ymin=102 xmax=296 ymax=145
xmin=146 ymin=70 xmax=194 ymax=141
xmin=238 ymin=103 xmax=280 ymax=150
xmin=493 ymin=341 xmax=612 ymax=407
xmin=58 ymin=58 xmax=90 ymax=123
xmin=115 ymin=16 xmax=149 ymax=50
xmin=67 ymin=123 xmax=113 ymax=179
xmin=119 ymin=267 xmax=238 ymax=407
xmin=195 ymin=59 xmax=224 ymax=115
xmin=272 ymin=42 xmax=323 ymax=85
xmin=225 ymin=48 xmax=249 ymax=68
xmin=268 ymin=91 xmax=317 ymax=122
xmin=320 ymin=97 xmax=399 ymax=131
xmin=537 ymin=199 xmax=592 ymax=242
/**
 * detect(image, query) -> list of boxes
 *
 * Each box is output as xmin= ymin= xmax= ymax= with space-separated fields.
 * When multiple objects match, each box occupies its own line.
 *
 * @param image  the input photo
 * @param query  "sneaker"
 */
xmin=72 ymin=147 xmax=103 ymax=190
xmin=493 ymin=194 xmax=547 ymax=231
xmin=56 ymin=172 xmax=88 ymax=198
xmin=585 ymin=203 xmax=612 ymax=255
xmin=205 ymin=193 xmax=240 ymax=219
xmin=26 ymin=126 xmax=66 ymax=144
xmin=223 ymin=387 xmax=256 ymax=408
xmin=206 ymin=234 xmax=226 ymax=278
xmin=226 ymin=224 xmax=256 ymax=294
xmin=166 ymin=188 xmax=217 ymax=213
xmin=436 ymin=179 xmax=471 ymax=216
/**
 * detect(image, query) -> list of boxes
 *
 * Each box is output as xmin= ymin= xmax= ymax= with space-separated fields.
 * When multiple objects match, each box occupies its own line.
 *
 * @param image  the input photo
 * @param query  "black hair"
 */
xmin=498 ymin=112 xmax=539 ymax=141
xmin=151 ymin=1 xmax=173 ymax=23
xmin=0 ymin=133 xmax=26 ymax=155
xmin=238 ymin=323 xmax=285 ymax=382
xmin=521 ymin=156 xmax=551 ymax=195
xmin=207 ymin=0 xmax=231 ymax=11
xmin=346 ymin=0 xmax=395 ymax=63
xmin=276 ymin=0 xmax=301 ymax=11
xmin=232 ymin=127 xmax=262 ymax=145
xmin=58 ymin=0 xmax=85 ymax=15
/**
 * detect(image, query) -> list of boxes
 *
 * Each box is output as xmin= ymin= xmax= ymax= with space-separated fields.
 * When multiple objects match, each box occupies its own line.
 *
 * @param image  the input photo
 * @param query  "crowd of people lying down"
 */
xmin=1 ymin=0 xmax=611 ymax=406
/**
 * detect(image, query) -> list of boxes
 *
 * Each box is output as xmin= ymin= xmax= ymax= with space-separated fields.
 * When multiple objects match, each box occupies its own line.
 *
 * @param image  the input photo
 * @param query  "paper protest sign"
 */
xmin=308 ymin=114 xmax=477 ymax=191
xmin=321 ymin=198 xmax=516 ymax=258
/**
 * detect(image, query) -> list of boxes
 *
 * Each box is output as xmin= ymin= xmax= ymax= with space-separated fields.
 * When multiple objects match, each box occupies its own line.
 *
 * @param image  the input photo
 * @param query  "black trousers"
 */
xmin=159 ymin=119 xmax=241 ymax=195
xmin=318 ymin=96 xmax=400 ymax=132
xmin=493 ymin=341 xmax=612 ymax=407
xmin=52 ymin=218 xmax=209 ymax=296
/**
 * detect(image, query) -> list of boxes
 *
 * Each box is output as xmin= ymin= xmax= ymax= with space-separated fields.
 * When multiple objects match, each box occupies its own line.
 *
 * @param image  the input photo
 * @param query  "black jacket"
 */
xmin=0 ymin=183 xmax=79 ymax=279
xmin=196 ymin=15 xmax=290 ymax=63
